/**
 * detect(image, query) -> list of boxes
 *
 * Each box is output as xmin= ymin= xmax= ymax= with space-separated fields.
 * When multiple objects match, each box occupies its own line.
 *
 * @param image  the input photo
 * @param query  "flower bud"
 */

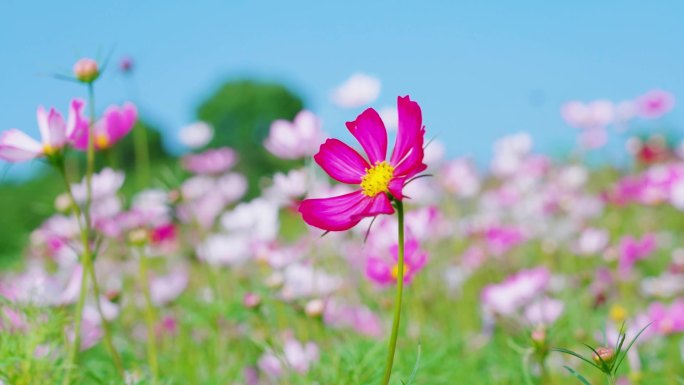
xmin=243 ymin=292 xmax=261 ymax=309
xmin=531 ymin=327 xmax=546 ymax=346
xmin=305 ymin=299 xmax=325 ymax=318
xmin=54 ymin=193 xmax=73 ymax=213
xmin=119 ymin=56 xmax=134 ymax=73
xmin=73 ymin=58 xmax=100 ymax=83
xmin=593 ymin=346 xmax=615 ymax=366
xmin=128 ymin=228 xmax=149 ymax=246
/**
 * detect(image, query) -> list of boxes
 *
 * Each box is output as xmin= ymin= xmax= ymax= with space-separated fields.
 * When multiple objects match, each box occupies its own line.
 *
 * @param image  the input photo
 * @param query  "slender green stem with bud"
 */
xmin=138 ymin=248 xmax=159 ymax=384
xmin=381 ymin=199 xmax=405 ymax=385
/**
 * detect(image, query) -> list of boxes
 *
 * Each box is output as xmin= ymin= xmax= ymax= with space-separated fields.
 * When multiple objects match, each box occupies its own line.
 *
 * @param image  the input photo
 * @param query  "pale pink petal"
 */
xmin=0 ymin=129 xmax=43 ymax=162
xmin=345 ymin=108 xmax=387 ymax=164
xmin=46 ymin=108 xmax=66 ymax=147
xmin=66 ymin=99 xmax=87 ymax=138
xmin=314 ymin=139 xmax=369 ymax=184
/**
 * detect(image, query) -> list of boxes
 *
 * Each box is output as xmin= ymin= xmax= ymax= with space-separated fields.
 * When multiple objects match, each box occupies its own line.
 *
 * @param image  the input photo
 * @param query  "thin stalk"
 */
xmin=56 ymin=164 xmax=124 ymax=380
xmin=381 ymin=199 xmax=405 ymax=385
xmin=133 ymin=120 xmax=150 ymax=189
xmin=86 ymin=262 xmax=124 ymax=374
xmin=138 ymin=249 xmax=159 ymax=384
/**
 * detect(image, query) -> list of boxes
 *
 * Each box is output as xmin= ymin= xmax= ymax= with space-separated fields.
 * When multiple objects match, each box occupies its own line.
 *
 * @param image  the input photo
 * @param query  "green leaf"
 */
xmin=582 ymin=344 xmax=610 ymax=373
xmin=552 ymin=347 xmax=601 ymax=370
xmin=563 ymin=365 xmax=593 ymax=385
xmin=614 ymin=322 xmax=652 ymax=373
xmin=403 ymin=344 xmax=422 ymax=385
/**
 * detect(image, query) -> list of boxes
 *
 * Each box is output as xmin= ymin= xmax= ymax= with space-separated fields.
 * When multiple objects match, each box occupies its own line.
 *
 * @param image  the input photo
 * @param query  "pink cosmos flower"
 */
xmin=636 ymin=90 xmax=675 ymax=119
xmin=264 ymin=110 xmax=325 ymax=159
xmin=366 ymin=239 xmax=427 ymax=285
xmin=71 ymin=102 xmax=137 ymax=151
xmin=182 ymin=147 xmax=237 ymax=175
xmin=481 ymin=267 xmax=551 ymax=316
xmin=0 ymin=99 xmax=87 ymax=162
xmin=618 ymin=233 xmax=656 ymax=275
xmin=299 ymin=95 xmax=426 ymax=231
xmin=648 ymin=300 xmax=684 ymax=335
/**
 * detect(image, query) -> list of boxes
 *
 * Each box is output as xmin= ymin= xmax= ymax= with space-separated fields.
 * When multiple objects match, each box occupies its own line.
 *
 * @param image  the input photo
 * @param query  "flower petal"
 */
xmin=103 ymin=102 xmax=137 ymax=144
xmin=366 ymin=257 xmax=393 ymax=285
xmin=299 ymin=190 xmax=371 ymax=231
xmin=0 ymin=129 xmax=42 ymax=162
xmin=345 ymin=108 xmax=387 ymax=164
xmin=66 ymin=99 xmax=87 ymax=139
xmin=390 ymin=96 xmax=427 ymax=177
xmin=360 ymin=192 xmax=394 ymax=219
xmin=46 ymin=108 xmax=66 ymax=148
xmin=387 ymin=177 xmax=406 ymax=200
xmin=314 ymin=139 xmax=369 ymax=184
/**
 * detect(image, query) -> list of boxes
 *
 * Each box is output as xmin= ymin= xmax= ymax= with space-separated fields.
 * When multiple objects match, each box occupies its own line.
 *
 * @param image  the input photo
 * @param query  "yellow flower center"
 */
xmin=360 ymin=161 xmax=394 ymax=197
xmin=391 ymin=263 xmax=409 ymax=280
xmin=43 ymin=143 xmax=56 ymax=156
xmin=609 ymin=304 xmax=627 ymax=323
xmin=95 ymin=133 xmax=110 ymax=149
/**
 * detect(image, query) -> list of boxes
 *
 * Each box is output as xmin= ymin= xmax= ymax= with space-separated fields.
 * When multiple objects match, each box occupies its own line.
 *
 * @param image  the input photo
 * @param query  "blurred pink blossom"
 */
xmin=0 ymin=99 xmax=87 ymax=162
xmin=366 ymin=239 xmax=427 ymax=286
xmin=264 ymin=110 xmax=325 ymax=159
xmin=636 ymin=90 xmax=675 ymax=119
xmin=182 ymin=147 xmax=237 ymax=175
xmin=72 ymin=102 xmax=137 ymax=151
xmin=618 ymin=233 xmax=656 ymax=276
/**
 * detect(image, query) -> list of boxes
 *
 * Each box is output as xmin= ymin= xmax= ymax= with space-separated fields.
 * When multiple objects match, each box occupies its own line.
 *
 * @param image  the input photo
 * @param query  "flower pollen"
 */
xmin=391 ymin=263 xmax=409 ymax=280
xmin=361 ymin=161 xmax=394 ymax=197
xmin=95 ymin=133 xmax=110 ymax=149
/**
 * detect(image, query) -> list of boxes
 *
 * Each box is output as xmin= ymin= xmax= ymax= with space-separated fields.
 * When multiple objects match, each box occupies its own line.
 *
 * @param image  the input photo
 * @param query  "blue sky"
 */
xmin=1 ymin=1 xmax=683 ymax=177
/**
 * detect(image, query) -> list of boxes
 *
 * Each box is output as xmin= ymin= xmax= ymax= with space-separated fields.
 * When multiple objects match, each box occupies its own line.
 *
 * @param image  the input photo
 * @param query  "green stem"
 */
xmin=86 ymin=261 xmax=124 ymax=374
xmin=56 ymin=164 xmax=124 ymax=382
xmin=139 ymin=249 xmax=159 ymax=384
xmin=62 ymin=247 xmax=89 ymax=385
xmin=133 ymin=120 xmax=150 ymax=189
xmin=381 ymin=199 xmax=405 ymax=385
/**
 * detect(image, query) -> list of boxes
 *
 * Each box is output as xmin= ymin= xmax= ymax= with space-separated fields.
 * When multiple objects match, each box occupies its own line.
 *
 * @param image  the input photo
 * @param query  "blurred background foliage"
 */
xmin=0 ymin=79 xmax=305 ymax=265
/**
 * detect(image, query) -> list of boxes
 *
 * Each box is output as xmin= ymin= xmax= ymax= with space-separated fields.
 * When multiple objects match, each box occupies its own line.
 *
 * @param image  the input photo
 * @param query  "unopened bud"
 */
xmin=55 ymin=193 xmax=72 ymax=213
xmin=305 ymin=299 xmax=325 ymax=318
xmin=119 ymin=56 xmax=134 ymax=73
xmin=531 ymin=327 xmax=546 ymax=346
xmin=593 ymin=346 xmax=615 ymax=365
xmin=128 ymin=228 xmax=149 ymax=246
xmin=243 ymin=292 xmax=261 ymax=309
xmin=73 ymin=58 xmax=99 ymax=83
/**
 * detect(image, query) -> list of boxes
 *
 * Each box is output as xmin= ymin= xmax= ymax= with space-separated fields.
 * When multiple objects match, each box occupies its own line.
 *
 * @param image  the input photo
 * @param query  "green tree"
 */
xmin=197 ymin=80 xmax=304 ymax=198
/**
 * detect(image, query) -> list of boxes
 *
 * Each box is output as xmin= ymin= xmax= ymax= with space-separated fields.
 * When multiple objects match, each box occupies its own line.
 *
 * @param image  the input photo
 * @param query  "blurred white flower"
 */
xmin=330 ymin=73 xmax=380 ymax=108
xmin=178 ymin=122 xmax=213 ymax=149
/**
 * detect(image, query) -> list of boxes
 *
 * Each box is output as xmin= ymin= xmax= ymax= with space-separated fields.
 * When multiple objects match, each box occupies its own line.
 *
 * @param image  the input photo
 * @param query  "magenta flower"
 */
xmin=617 ymin=233 xmax=656 ymax=275
xmin=71 ymin=102 xmax=137 ymax=151
xmin=648 ymin=300 xmax=684 ymax=335
xmin=0 ymin=99 xmax=87 ymax=162
xmin=299 ymin=96 xmax=426 ymax=231
xmin=366 ymin=240 xmax=427 ymax=285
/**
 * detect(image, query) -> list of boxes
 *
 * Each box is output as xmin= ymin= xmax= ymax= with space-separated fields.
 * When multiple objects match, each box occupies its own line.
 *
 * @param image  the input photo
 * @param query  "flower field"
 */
xmin=1 ymin=49 xmax=684 ymax=385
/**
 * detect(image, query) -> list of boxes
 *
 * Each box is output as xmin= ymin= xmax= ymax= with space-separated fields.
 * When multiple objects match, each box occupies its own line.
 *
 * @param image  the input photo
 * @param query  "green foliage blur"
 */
xmin=197 ymin=80 xmax=305 ymax=198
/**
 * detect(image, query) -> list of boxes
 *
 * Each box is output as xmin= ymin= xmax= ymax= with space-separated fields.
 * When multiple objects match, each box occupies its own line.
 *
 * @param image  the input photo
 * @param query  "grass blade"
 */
xmin=552 ymin=347 xmax=601 ymax=370
xmin=403 ymin=344 xmax=422 ymax=385
xmin=563 ymin=366 xmax=593 ymax=385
